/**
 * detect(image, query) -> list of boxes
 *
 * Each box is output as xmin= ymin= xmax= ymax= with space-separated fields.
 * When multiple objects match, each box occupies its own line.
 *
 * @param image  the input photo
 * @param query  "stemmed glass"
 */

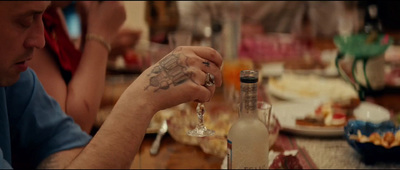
xmin=187 ymin=103 xmax=215 ymax=137
xmin=167 ymin=30 xmax=215 ymax=137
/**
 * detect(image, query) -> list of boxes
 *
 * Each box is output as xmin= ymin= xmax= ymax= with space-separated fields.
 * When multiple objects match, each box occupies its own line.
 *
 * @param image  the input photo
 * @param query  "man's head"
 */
xmin=0 ymin=1 xmax=50 ymax=86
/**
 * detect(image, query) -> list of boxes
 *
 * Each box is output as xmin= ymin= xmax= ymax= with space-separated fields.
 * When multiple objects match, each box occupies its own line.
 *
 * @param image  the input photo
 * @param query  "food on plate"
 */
xmin=295 ymin=100 xmax=359 ymax=127
xmin=268 ymin=73 xmax=358 ymax=103
xmin=350 ymin=130 xmax=400 ymax=149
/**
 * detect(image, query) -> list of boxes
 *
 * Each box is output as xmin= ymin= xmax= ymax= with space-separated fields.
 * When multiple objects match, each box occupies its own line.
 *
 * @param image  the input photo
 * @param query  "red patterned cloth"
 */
xmin=43 ymin=7 xmax=82 ymax=82
xmin=271 ymin=134 xmax=318 ymax=169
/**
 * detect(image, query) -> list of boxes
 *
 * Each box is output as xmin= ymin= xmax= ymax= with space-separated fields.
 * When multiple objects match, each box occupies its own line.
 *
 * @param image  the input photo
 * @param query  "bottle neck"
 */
xmin=239 ymin=82 xmax=258 ymax=118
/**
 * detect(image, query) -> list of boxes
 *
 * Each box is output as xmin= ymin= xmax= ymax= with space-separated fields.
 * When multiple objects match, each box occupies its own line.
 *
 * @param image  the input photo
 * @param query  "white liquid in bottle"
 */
xmin=227 ymin=70 xmax=269 ymax=169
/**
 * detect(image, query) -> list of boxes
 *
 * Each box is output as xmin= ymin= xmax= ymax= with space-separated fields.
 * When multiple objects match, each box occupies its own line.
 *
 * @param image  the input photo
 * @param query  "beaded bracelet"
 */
xmin=85 ymin=33 xmax=111 ymax=52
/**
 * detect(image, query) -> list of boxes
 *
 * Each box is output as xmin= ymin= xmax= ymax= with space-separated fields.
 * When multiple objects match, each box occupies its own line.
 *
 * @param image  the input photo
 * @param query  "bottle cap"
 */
xmin=240 ymin=70 xmax=258 ymax=83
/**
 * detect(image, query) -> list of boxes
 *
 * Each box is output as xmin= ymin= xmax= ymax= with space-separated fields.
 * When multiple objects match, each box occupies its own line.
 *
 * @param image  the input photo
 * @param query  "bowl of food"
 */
xmin=344 ymin=120 xmax=400 ymax=161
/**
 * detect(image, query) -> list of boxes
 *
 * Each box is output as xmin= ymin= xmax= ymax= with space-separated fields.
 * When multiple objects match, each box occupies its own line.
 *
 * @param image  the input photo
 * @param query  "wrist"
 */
xmin=85 ymin=33 xmax=112 ymax=52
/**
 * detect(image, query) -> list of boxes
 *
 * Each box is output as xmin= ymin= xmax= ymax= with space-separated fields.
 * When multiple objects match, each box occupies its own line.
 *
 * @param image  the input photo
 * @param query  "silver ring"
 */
xmin=205 ymin=73 xmax=215 ymax=87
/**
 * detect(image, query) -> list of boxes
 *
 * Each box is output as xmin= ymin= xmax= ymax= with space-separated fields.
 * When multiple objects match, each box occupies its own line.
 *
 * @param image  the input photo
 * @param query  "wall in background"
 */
xmin=123 ymin=1 xmax=149 ymax=41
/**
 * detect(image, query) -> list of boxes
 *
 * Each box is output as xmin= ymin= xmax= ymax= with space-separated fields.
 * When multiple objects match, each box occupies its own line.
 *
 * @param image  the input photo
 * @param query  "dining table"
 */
xmin=122 ymin=87 xmax=400 ymax=169
xmin=95 ymin=35 xmax=400 ymax=169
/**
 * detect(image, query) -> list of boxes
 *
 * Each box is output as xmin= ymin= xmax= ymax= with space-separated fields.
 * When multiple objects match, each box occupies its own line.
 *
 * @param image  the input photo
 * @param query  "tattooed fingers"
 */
xmin=202 ymin=61 xmax=210 ymax=67
xmin=144 ymin=46 xmax=222 ymax=102
xmin=190 ymin=46 xmax=223 ymax=68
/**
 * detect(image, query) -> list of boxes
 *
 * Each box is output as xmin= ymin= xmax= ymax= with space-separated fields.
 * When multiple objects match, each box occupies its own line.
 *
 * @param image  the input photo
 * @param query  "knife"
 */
xmin=150 ymin=120 xmax=168 ymax=155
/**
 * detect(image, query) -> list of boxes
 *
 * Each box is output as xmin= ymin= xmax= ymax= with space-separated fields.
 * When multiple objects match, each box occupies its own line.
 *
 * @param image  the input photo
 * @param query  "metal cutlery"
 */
xmin=150 ymin=119 xmax=168 ymax=155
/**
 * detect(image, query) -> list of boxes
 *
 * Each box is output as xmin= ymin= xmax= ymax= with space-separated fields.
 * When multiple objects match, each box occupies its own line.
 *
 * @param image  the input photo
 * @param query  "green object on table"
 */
xmin=334 ymin=33 xmax=393 ymax=100
xmin=334 ymin=33 xmax=393 ymax=58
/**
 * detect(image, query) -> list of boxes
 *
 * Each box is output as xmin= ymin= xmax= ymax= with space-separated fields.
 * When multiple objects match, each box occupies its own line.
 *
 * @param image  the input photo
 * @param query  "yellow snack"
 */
xmin=381 ymin=141 xmax=390 ymax=148
xmin=383 ymin=132 xmax=395 ymax=145
xmin=353 ymin=130 xmax=400 ymax=149
xmin=390 ymin=140 xmax=400 ymax=148
xmin=369 ymin=132 xmax=381 ymax=143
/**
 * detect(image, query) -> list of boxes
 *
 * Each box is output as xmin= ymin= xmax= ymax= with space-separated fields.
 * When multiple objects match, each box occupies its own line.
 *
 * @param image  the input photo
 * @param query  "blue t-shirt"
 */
xmin=0 ymin=69 xmax=91 ymax=168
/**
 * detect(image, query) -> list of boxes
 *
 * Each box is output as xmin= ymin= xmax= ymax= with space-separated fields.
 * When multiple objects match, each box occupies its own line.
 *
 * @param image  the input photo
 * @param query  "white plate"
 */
xmin=260 ymin=62 xmax=285 ymax=77
xmin=259 ymin=50 xmax=339 ymax=78
xmin=267 ymin=73 xmax=358 ymax=102
xmin=272 ymin=101 xmax=344 ymax=137
xmin=260 ymin=63 xmax=338 ymax=78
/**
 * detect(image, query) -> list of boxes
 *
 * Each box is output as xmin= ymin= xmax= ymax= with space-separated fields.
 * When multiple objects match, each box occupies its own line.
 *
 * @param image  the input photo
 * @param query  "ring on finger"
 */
xmin=204 ymin=73 xmax=215 ymax=87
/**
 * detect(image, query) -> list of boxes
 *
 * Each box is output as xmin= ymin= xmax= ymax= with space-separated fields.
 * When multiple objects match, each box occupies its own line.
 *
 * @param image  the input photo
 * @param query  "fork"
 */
xmin=150 ymin=120 xmax=168 ymax=155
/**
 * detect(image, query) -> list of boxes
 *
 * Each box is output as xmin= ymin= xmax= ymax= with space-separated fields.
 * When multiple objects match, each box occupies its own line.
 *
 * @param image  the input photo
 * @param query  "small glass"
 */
xmin=257 ymin=101 xmax=272 ymax=131
xmin=187 ymin=103 xmax=215 ymax=137
xmin=168 ymin=30 xmax=192 ymax=50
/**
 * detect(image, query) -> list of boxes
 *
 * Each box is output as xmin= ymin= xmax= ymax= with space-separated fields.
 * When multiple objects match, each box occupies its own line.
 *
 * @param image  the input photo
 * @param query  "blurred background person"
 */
xmin=28 ymin=1 xmax=132 ymax=134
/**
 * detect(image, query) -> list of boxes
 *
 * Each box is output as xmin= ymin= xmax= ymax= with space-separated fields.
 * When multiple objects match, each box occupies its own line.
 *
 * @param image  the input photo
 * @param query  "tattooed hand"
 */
xmin=127 ymin=46 xmax=223 ymax=112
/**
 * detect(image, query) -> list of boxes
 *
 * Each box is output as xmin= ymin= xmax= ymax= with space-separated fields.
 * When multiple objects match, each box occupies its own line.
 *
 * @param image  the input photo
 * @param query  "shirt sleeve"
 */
xmin=0 ymin=148 xmax=12 ymax=169
xmin=6 ymin=69 xmax=92 ymax=168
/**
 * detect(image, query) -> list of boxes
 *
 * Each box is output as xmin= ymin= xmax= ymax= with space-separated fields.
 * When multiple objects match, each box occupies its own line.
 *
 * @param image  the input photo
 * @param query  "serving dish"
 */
xmin=344 ymin=120 xmax=400 ymax=161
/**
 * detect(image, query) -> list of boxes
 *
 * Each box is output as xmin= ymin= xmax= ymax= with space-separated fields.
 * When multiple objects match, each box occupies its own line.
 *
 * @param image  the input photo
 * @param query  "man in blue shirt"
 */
xmin=0 ymin=1 xmax=223 ymax=169
xmin=0 ymin=69 xmax=92 ymax=168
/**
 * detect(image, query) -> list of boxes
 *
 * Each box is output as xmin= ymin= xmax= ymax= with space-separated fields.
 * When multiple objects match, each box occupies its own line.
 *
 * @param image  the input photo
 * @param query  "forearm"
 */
xmin=38 ymin=86 xmax=153 ymax=169
xmin=38 ymin=46 xmax=223 ymax=169
xmin=67 ymin=83 xmax=155 ymax=168
xmin=66 ymin=40 xmax=109 ymax=132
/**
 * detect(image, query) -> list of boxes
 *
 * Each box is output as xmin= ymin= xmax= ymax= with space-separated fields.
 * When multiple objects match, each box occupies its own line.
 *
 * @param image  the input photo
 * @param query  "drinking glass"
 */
xmin=257 ymin=101 xmax=279 ymax=148
xmin=222 ymin=58 xmax=254 ymax=104
xmin=167 ymin=30 xmax=215 ymax=137
xmin=257 ymin=101 xmax=272 ymax=131
xmin=187 ymin=103 xmax=215 ymax=137
xmin=168 ymin=30 xmax=193 ymax=49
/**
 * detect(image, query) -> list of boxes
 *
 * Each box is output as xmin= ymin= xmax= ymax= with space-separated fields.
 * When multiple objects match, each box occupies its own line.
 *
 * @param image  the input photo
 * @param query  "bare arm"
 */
xmin=30 ymin=1 xmax=126 ymax=133
xmin=64 ymin=37 xmax=109 ymax=133
xmin=28 ymin=37 xmax=107 ymax=134
xmin=29 ymin=49 xmax=68 ymax=112
xmin=38 ymin=46 xmax=223 ymax=169
xmin=64 ymin=1 xmax=127 ymax=133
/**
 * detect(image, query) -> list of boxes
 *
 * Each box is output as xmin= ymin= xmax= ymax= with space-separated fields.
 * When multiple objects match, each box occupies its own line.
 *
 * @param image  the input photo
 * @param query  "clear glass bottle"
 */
xmin=227 ymin=70 xmax=269 ymax=169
